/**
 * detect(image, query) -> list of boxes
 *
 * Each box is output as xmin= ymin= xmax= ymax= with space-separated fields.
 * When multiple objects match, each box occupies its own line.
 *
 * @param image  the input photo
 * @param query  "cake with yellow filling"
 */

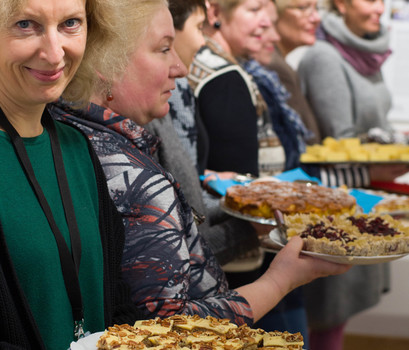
xmin=96 ymin=315 xmax=304 ymax=350
xmin=224 ymin=181 xmax=356 ymax=219
xmin=300 ymin=137 xmax=409 ymax=163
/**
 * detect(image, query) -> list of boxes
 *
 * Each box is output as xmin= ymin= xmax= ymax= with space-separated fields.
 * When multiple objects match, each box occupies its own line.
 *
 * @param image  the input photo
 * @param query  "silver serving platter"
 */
xmin=220 ymin=197 xmax=276 ymax=225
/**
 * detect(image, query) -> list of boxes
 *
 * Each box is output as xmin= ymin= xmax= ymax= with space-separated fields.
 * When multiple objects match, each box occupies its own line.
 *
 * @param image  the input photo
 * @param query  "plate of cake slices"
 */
xmin=220 ymin=180 xmax=357 ymax=225
xmin=73 ymin=315 xmax=306 ymax=350
xmin=299 ymin=137 xmax=409 ymax=164
xmin=268 ymin=212 xmax=409 ymax=265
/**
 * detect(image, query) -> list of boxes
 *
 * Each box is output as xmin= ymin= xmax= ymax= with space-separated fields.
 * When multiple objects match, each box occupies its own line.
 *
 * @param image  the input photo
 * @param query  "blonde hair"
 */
xmin=93 ymin=0 xmax=169 ymax=96
xmin=207 ymin=0 xmax=245 ymax=18
xmin=65 ymin=0 xmax=127 ymax=104
xmin=275 ymin=0 xmax=291 ymax=13
xmin=275 ymin=0 xmax=330 ymax=14
xmin=112 ymin=0 xmax=169 ymax=59
xmin=0 ymin=0 xmax=168 ymax=105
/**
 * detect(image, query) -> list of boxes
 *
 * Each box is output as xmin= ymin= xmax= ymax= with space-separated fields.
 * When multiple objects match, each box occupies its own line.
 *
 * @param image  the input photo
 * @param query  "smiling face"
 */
xmin=276 ymin=0 xmax=320 ymax=56
xmin=219 ymin=0 xmax=271 ymax=58
xmin=108 ymin=6 xmax=187 ymax=125
xmin=335 ymin=0 xmax=384 ymax=37
xmin=174 ymin=7 xmax=206 ymax=69
xmin=0 ymin=0 xmax=87 ymax=110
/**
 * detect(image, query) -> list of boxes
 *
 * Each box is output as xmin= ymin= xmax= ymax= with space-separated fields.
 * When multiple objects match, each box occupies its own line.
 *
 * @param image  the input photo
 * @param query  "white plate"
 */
xmin=268 ymin=229 xmax=408 ymax=265
xmin=219 ymin=197 xmax=276 ymax=225
xmin=69 ymin=332 xmax=104 ymax=350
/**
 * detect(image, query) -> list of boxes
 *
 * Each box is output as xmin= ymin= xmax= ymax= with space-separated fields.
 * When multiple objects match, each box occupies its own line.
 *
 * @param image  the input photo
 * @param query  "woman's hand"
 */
xmin=202 ymin=170 xmax=237 ymax=186
xmin=264 ymin=236 xmax=351 ymax=294
xmin=235 ymin=236 xmax=351 ymax=322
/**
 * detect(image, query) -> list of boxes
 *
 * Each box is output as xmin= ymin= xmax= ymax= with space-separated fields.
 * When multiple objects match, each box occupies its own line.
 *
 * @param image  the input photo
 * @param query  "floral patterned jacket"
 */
xmin=50 ymin=102 xmax=253 ymax=326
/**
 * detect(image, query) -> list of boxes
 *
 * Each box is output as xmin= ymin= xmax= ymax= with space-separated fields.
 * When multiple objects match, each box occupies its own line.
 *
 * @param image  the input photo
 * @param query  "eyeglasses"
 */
xmin=286 ymin=4 xmax=321 ymax=17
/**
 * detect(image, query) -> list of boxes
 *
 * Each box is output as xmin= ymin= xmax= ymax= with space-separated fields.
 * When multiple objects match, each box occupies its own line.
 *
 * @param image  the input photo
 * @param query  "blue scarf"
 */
xmin=243 ymin=59 xmax=313 ymax=170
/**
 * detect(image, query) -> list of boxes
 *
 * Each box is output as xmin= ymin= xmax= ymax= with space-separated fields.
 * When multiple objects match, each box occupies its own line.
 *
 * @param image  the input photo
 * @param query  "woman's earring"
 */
xmin=213 ymin=21 xmax=221 ymax=29
xmin=106 ymin=86 xmax=114 ymax=102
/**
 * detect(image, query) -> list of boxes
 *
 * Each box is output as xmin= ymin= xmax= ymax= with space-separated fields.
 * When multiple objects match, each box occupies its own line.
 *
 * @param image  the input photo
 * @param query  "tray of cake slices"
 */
xmin=70 ymin=315 xmax=306 ymax=350
xmin=299 ymin=137 xmax=409 ymax=165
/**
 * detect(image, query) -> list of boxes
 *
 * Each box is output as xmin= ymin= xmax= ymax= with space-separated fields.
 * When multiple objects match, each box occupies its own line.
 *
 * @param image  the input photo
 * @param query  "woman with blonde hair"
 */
xmin=52 ymin=0 xmax=349 ymax=331
xmin=0 ymin=0 xmax=144 ymax=347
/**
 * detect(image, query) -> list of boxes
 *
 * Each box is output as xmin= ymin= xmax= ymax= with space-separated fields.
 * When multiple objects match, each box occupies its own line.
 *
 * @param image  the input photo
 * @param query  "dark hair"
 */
xmin=168 ymin=0 xmax=206 ymax=30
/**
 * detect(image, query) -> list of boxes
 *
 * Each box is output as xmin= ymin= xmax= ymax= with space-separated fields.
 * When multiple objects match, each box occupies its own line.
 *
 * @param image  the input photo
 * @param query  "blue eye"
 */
xmin=17 ymin=20 xmax=30 ymax=29
xmin=65 ymin=18 xmax=79 ymax=27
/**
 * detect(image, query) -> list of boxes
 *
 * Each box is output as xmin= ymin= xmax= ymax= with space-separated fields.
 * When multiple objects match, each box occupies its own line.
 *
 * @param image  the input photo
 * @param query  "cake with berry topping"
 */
xmin=285 ymin=213 xmax=409 ymax=256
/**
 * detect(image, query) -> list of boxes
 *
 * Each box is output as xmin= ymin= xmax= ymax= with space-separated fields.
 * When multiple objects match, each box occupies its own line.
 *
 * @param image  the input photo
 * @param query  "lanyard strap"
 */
xmin=0 ymin=107 xmax=85 ymax=338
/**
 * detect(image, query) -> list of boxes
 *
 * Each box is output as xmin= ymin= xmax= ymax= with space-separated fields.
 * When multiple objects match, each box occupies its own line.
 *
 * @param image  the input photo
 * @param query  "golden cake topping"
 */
xmin=224 ymin=181 xmax=356 ymax=219
xmin=96 ymin=315 xmax=304 ymax=350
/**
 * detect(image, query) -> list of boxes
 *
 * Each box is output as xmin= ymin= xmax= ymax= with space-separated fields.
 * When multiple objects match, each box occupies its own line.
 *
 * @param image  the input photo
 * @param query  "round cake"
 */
xmin=285 ymin=213 xmax=409 ymax=256
xmin=224 ymin=181 xmax=356 ymax=219
xmin=96 ymin=315 xmax=304 ymax=349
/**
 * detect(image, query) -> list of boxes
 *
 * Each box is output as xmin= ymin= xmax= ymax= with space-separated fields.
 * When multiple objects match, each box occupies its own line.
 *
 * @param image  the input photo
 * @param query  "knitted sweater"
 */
xmin=298 ymin=12 xmax=392 ymax=139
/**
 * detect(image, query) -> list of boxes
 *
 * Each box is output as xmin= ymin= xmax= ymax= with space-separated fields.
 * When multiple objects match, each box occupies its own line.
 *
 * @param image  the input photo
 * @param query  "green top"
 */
xmin=0 ymin=121 xmax=104 ymax=349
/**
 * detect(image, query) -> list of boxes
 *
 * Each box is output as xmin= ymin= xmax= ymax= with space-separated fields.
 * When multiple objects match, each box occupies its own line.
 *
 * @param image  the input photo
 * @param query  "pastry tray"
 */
xmin=220 ymin=197 xmax=276 ymax=225
xmin=70 ymin=330 xmax=307 ymax=350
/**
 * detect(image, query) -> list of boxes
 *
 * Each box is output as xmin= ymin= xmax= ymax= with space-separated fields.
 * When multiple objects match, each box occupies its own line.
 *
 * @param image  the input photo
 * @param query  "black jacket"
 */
xmin=0 ymin=119 xmax=143 ymax=349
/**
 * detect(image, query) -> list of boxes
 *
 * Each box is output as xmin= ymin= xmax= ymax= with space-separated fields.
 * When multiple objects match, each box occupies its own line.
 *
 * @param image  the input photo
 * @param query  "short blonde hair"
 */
xmin=113 ymin=0 xmax=169 ymax=58
xmin=92 ymin=0 xmax=169 ymax=96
